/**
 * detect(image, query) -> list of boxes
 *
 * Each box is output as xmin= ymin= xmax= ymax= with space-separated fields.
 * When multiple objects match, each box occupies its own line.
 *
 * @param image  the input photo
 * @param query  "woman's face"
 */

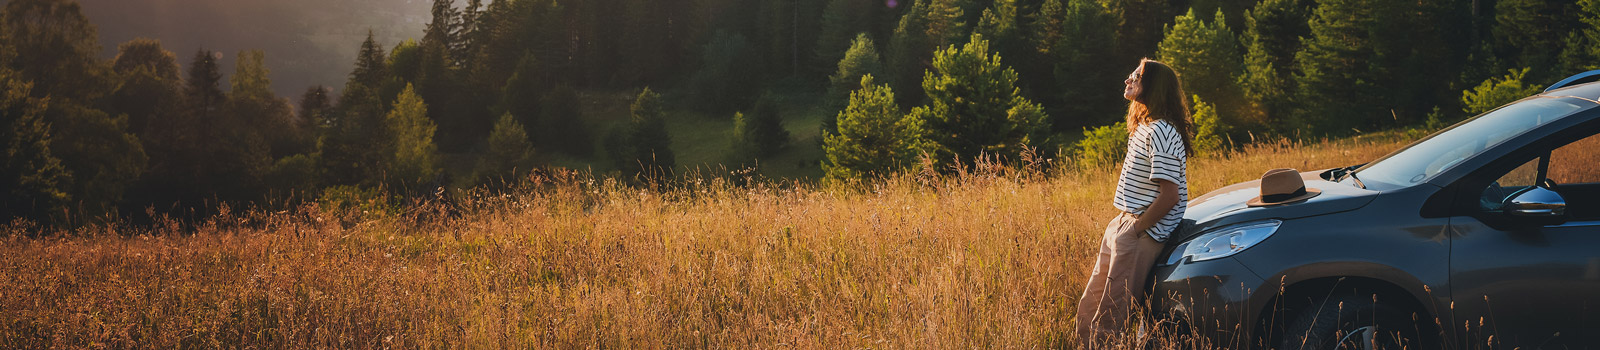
xmin=1123 ymin=63 xmax=1144 ymax=101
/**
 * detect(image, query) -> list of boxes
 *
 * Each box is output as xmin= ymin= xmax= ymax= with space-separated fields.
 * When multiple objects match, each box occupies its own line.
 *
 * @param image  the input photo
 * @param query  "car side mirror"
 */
xmin=1504 ymin=185 xmax=1568 ymax=225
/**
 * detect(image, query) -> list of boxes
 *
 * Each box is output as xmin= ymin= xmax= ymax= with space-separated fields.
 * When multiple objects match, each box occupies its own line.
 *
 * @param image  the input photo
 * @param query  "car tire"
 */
xmin=1279 ymin=293 xmax=1424 ymax=350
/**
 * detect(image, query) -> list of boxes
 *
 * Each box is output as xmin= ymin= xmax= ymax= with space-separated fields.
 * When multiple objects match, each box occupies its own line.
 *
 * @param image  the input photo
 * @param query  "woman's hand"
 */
xmin=1125 ymin=178 xmax=1180 ymax=237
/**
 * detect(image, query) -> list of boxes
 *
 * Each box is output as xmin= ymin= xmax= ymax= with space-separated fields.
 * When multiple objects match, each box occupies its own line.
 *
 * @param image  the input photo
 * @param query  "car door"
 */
xmin=1448 ymin=126 xmax=1600 ymax=348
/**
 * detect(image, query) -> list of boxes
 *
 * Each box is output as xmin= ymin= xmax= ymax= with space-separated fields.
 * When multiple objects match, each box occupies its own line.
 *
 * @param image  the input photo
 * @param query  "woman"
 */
xmin=1075 ymin=58 xmax=1194 ymax=345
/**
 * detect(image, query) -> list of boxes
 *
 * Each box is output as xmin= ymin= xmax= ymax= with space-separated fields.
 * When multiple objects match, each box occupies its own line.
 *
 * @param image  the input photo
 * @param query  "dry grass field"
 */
xmin=0 ymin=133 xmax=1419 ymax=349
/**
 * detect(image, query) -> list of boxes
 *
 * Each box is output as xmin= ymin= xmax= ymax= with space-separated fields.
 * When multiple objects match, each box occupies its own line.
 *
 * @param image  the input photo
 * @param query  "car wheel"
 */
xmin=1280 ymin=294 xmax=1423 ymax=350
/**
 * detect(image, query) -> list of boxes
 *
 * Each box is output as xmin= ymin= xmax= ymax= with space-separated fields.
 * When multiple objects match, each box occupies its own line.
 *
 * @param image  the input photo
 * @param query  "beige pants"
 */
xmin=1075 ymin=212 xmax=1165 ymax=346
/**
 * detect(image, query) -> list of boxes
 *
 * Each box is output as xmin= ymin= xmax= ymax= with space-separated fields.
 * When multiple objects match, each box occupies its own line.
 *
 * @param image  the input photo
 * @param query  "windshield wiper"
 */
xmin=1328 ymin=164 xmax=1366 ymax=189
xmin=1346 ymin=170 xmax=1366 ymax=189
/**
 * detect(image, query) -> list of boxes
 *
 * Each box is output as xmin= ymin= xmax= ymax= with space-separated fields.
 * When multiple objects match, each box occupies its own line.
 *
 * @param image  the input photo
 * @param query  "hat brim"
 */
xmin=1246 ymin=188 xmax=1322 ymax=207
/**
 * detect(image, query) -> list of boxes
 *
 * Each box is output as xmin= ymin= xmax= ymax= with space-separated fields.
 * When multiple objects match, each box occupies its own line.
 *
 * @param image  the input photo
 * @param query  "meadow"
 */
xmin=0 ymin=132 xmax=1419 ymax=349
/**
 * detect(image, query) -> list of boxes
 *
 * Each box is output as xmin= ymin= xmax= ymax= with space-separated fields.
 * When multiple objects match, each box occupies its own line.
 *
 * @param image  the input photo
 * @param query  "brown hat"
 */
xmin=1247 ymin=168 xmax=1322 ymax=207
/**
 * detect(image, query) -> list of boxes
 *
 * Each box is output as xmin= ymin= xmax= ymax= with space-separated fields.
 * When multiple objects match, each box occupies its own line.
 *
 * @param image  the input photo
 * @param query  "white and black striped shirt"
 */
xmin=1112 ymin=120 xmax=1188 ymax=242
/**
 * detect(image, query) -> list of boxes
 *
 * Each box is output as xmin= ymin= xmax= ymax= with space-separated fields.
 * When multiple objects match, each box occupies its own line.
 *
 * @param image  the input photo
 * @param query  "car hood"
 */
xmin=1175 ymin=169 xmax=1380 ymax=242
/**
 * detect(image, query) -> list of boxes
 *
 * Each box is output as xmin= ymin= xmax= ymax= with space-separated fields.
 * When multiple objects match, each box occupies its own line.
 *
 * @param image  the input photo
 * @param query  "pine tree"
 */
xmin=0 ymin=67 xmax=69 ymax=222
xmin=888 ymin=0 xmax=932 ymax=106
xmin=728 ymin=95 xmax=791 ymax=163
xmin=1157 ymin=9 xmax=1249 ymax=132
xmin=1559 ymin=0 xmax=1600 ymax=72
xmin=1190 ymin=94 xmax=1229 ymax=156
xmin=501 ymin=52 xmax=546 ymax=145
xmin=1049 ymin=0 xmax=1121 ymax=131
xmin=538 ymin=84 xmax=591 ymax=156
xmin=349 ymin=32 xmax=390 ymax=92
xmin=823 ymin=75 xmax=929 ymax=181
xmin=815 ymin=0 xmax=872 ymax=75
xmin=475 ymin=112 xmax=533 ymax=187
xmin=613 ymin=88 xmax=674 ymax=177
xmin=298 ymin=86 xmax=332 ymax=135
xmin=925 ymin=0 xmax=968 ymax=49
xmin=1493 ymin=0 xmax=1582 ymax=82
xmin=828 ymin=33 xmax=884 ymax=113
xmin=1293 ymin=0 xmax=1382 ymax=136
xmin=424 ymin=0 xmax=463 ymax=66
xmin=1237 ymin=0 xmax=1311 ymax=134
xmin=912 ymin=33 xmax=1048 ymax=167
xmin=1102 ymin=0 xmax=1178 ymax=61
xmin=385 ymin=84 xmax=440 ymax=191
xmin=322 ymin=36 xmax=395 ymax=187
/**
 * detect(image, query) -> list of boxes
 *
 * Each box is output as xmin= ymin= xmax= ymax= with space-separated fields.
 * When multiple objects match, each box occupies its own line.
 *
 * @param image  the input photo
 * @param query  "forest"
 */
xmin=1 ymin=0 xmax=1595 ymax=225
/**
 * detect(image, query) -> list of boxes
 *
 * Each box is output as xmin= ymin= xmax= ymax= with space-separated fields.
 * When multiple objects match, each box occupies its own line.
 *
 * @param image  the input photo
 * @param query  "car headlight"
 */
xmin=1165 ymin=220 xmax=1282 ymax=265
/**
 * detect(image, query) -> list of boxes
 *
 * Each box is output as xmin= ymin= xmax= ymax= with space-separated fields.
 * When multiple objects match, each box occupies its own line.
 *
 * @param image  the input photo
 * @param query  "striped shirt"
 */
xmin=1112 ymin=120 xmax=1188 ymax=242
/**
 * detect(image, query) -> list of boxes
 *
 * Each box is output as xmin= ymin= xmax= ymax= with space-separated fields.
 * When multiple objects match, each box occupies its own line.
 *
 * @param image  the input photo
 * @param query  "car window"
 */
xmin=1477 ymin=131 xmax=1600 ymax=214
xmin=1549 ymin=133 xmax=1600 ymax=184
xmin=1356 ymin=98 xmax=1588 ymax=188
xmin=1480 ymin=158 xmax=1540 ymax=211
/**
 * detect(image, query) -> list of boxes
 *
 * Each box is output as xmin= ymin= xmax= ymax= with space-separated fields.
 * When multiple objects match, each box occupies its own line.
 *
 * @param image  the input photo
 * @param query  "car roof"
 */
xmin=1542 ymin=81 xmax=1600 ymax=103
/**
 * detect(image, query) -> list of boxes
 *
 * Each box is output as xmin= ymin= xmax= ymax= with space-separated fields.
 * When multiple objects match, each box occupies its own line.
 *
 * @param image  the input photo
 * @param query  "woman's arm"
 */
xmin=1125 ymin=178 xmax=1180 ymax=236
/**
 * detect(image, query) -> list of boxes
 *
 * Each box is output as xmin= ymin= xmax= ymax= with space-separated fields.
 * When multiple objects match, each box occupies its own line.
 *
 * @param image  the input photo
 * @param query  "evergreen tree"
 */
xmin=3 ymin=0 xmax=145 ymax=217
xmin=975 ymin=0 xmax=1022 ymax=62
xmin=612 ymin=88 xmax=674 ymax=177
xmin=424 ymin=0 xmax=464 ymax=66
xmin=1238 ymin=0 xmax=1312 ymax=134
xmin=1493 ymin=0 xmax=1581 ymax=82
xmin=385 ymin=84 xmax=440 ymax=191
xmin=823 ymin=75 xmax=929 ymax=181
xmin=321 ymin=36 xmax=394 ymax=187
xmin=912 ymin=33 xmax=1048 ymax=167
xmin=888 ymin=0 xmax=932 ymax=106
xmin=1049 ymin=0 xmax=1121 ymax=131
xmin=1157 ymin=9 xmax=1249 ymax=132
xmin=826 ymin=33 xmax=885 ymax=129
xmin=475 ymin=112 xmax=535 ymax=187
xmin=831 ymin=34 xmax=885 ymax=96
xmin=1030 ymin=0 xmax=1065 ymax=56
xmin=186 ymin=50 xmax=269 ymax=205
xmin=924 ymin=0 xmax=968 ymax=49
xmin=501 ymin=53 xmax=546 ymax=146
xmin=298 ymin=86 xmax=333 ymax=133
xmin=1102 ymin=0 xmax=1178 ymax=61
xmin=349 ymin=32 xmax=390 ymax=93
xmin=320 ymin=84 xmax=389 ymax=187
xmin=0 ymin=67 xmax=69 ymax=222
xmin=815 ymin=0 xmax=872 ymax=75
xmin=1560 ymin=0 xmax=1600 ymax=73
xmin=538 ymin=84 xmax=592 ymax=156
xmin=1190 ymin=94 xmax=1229 ymax=155
xmin=728 ymin=95 xmax=791 ymax=163
xmin=1293 ymin=0 xmax=1383 ymax=136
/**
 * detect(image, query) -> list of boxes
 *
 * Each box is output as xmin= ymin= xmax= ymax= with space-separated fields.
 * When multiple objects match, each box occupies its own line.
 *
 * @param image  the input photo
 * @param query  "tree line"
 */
xmin=2 ymin=0 xmax=1597 ymax=224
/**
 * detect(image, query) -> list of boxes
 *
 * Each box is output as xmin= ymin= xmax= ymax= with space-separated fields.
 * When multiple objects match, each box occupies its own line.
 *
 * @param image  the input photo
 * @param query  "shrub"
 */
xmin=1462 ymin=68 xmax=1540 ymax=116
xmin=1073 ymin=122 xmax=1127 ymax=168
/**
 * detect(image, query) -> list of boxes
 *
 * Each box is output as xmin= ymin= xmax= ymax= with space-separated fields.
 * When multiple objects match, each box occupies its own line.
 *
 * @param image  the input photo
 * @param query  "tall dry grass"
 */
xmin=0 ymin=133 xmax=1416 ymax=349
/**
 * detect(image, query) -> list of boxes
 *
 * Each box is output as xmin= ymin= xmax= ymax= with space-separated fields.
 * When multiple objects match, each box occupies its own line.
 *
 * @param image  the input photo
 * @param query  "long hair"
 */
xmin=1126 ymin=59 xmax=1195 ymax=157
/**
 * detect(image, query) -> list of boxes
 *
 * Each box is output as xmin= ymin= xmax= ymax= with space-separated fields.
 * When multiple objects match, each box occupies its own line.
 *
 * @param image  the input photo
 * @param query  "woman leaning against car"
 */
xmin=1075 ymin=58 xmax=1194 ymax=346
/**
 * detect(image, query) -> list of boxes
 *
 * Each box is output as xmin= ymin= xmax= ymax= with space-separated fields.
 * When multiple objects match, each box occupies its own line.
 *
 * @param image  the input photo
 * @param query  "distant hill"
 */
xmin=79 ymin=0 xmax=432 ymax=99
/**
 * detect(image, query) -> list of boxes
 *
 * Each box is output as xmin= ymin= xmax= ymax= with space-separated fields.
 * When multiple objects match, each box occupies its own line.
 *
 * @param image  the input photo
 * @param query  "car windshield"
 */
xmin=1352 ymin=97 xmax=1590 ymax=188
